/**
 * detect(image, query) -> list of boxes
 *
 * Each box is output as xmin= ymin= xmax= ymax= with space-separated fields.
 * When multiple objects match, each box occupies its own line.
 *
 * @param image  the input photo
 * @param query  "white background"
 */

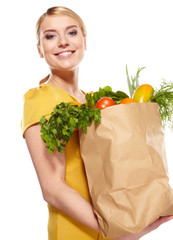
xmin=0 ymin=0 xmax=173 ymax=239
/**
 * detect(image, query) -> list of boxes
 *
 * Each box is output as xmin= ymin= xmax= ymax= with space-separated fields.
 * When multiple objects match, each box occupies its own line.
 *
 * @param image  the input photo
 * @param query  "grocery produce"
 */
xmin=133 ymin=84 xmax=154 ymax=102
xmin=85 ymin=86 xmax=129 ymax=107
xmin=69 ymin=101 xmax=82 ymax=107
xmin=69 ymin=102 xmax=82 ymax=132
xmin=126 ymin=65 xmax=173 ymax=128
xmin=126 ymin=65 xmax=145 ymax=97
xmin=40 ymin=67 xmax=173 ymax=154
xmin=95 ymin=97 xmax=116 ymax=109
xmin=40 ymin=102 xmax=101 ymax=153
xmin=151 ymin=80 xmax=173 ymax=128
xmin=120 ymin=98 xmax=138 ymax=104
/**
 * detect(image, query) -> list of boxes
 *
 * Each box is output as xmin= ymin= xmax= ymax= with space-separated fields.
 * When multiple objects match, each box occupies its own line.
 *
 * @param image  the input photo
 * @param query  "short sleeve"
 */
xmin=21 ymin=85 xmax=72 ymax=137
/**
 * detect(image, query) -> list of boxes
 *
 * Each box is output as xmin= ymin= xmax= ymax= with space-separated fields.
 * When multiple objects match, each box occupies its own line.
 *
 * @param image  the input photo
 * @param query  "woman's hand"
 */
xmin=112 ymin=215 xmax=173 ymax=240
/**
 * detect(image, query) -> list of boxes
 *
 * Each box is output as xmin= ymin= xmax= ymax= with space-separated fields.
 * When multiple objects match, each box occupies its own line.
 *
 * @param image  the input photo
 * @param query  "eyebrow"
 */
xmin=43 ymin=25 xmax=78 ymax=34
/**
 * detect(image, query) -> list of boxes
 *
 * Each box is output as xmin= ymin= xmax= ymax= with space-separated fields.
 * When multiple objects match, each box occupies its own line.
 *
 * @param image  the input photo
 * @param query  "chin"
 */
xmin=47 ymin=53 xmax=84 ymax=72
xmin=53 ymin=62 xmax=81 ymax=71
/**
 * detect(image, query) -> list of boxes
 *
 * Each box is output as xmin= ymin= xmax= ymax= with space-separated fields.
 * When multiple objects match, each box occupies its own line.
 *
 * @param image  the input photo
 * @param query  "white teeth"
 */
xmin=58 ymin=51 xmax=72 ymax=56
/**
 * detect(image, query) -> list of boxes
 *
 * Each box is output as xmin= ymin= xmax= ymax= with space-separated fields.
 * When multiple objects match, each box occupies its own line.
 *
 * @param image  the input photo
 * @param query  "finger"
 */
xmin=147 ymin=216 xmax=173 ymax=232
xmin=159 ymin=215 xmax=173 ymax=223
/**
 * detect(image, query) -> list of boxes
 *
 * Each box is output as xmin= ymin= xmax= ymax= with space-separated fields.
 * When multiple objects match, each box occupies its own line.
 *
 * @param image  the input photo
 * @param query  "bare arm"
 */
xmin=25 ymin=124 xmax=173 ymax=239
xmin=24 ymin=124 xmax=100 ymax=233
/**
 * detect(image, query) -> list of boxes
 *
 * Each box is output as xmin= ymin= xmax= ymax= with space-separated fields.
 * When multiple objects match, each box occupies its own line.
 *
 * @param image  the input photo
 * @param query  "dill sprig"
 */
xmin=151 ymin=80 xmax=173 ymax=129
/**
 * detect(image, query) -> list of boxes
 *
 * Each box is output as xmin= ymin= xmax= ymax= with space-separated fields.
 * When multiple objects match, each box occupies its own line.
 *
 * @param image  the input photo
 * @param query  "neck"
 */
xmin=48 ymin=68 xmax=79 ymax=95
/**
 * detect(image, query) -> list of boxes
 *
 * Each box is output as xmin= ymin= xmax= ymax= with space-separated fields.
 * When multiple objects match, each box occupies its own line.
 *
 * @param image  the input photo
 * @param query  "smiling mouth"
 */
xmin=55 ymin=50 xmax=76 ymax=56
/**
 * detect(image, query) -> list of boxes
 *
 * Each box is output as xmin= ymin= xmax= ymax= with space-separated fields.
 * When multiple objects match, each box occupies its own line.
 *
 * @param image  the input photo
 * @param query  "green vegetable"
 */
xmin=151 ymin=80 xmax=173 ymax=129
xmin=39 ymin=102 xmax=101 ymax=153
xmin=39 ymin=85 xmax=128 ymax=154
xmin=126 ymin=64 xmax=146 ymax=97
xmin=85 ymin=86 xmax=129 ymax=107
xmin=40 ymin=67 xmax=173 ymax=154
xmin=126 ymin=65 xmax=173 ymax=129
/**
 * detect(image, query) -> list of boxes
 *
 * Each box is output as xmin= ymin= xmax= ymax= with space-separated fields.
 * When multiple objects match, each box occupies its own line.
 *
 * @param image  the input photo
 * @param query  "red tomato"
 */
xmin=95 ymin=97 xmax=116 ymax=109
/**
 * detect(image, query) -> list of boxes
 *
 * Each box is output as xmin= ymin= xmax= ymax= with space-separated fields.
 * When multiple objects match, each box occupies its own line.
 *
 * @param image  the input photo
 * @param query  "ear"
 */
xmin=37 ymin=44 xmax=44 ymax=58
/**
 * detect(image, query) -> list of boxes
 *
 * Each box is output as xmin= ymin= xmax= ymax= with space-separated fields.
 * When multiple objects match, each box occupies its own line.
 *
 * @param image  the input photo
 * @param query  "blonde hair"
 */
xmin=36 ymin=6 xmax=87 ymax=46
xmin=36 ymin=6 xmax=87 ymax=85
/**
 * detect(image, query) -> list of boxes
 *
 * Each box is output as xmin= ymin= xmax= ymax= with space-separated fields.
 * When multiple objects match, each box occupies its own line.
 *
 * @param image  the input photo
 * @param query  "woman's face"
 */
xmin=38 ymin=15 xmax=86 ymax=71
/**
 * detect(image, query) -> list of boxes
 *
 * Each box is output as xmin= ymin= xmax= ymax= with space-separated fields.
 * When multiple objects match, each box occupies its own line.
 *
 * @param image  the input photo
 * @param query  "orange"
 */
xmin=69 ymin=101 xmax=81 ymax=107
xmin=120 ymin=98 xmax=138 ymax=104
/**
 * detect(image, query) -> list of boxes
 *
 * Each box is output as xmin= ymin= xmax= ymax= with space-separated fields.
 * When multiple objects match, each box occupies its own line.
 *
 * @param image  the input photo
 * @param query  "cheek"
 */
xmin=73 ymin=36 xmax=86 ymax=49
xmin=76 ymin=39 xmax=86 ymax=56
xmin=41 ymin=40 xmax=55 ymax=56
xmin=40 ymin=44 xmax=55 ymax=66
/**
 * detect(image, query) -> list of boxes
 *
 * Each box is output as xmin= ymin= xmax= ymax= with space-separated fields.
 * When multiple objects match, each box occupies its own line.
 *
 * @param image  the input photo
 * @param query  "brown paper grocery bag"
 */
xmin=79 ymin=102 xmax=173 ymax=239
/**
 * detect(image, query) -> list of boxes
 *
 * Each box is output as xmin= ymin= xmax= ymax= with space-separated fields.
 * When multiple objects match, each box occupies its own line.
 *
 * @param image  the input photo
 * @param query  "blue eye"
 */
xmin=68 ymin=30 xmax=77 ymax=36
xmin=46 ymin=35 xmax=55 ymax=39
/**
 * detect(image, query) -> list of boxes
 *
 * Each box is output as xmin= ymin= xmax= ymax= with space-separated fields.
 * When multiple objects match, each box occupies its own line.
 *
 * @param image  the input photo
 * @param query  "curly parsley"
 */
xmin=39 ymin=102 xmax=101 ymax=153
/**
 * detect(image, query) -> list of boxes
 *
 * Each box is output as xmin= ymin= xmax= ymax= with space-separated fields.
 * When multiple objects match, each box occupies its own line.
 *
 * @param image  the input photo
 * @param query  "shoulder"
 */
xmin=21 ymin=84 xmax=71 ymax=137
xmin=22 ymin=84 xmax=62 ymax=114
xmin=23 ymin=85 xmax=56 ymax=108
xmin=23 ymin=85 xmax=49 ymax=112
xmin=23 ymin=84 xmax=52 ymax=100
xmin=23 ymin=84 xmax=69 ymax=103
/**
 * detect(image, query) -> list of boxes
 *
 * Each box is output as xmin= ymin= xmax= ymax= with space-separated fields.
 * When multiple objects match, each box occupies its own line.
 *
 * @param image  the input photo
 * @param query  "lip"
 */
xmin=54 ymin=50 xmax=76 ymax=57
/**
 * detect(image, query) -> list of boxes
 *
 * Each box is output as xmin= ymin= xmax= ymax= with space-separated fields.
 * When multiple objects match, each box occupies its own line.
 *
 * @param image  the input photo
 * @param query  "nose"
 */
xmin=58 ymin=34 xmax=69 ymax=48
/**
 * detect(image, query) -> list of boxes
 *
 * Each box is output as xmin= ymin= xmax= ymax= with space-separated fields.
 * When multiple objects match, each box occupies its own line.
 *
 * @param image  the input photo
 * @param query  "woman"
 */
xmin=21 ymin=6 xmax=173 ymax=240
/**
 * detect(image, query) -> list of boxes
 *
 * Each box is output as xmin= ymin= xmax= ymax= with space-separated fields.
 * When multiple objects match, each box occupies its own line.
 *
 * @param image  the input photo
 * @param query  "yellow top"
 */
xmin=21 ymin=84 xmax=107 ymax=240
